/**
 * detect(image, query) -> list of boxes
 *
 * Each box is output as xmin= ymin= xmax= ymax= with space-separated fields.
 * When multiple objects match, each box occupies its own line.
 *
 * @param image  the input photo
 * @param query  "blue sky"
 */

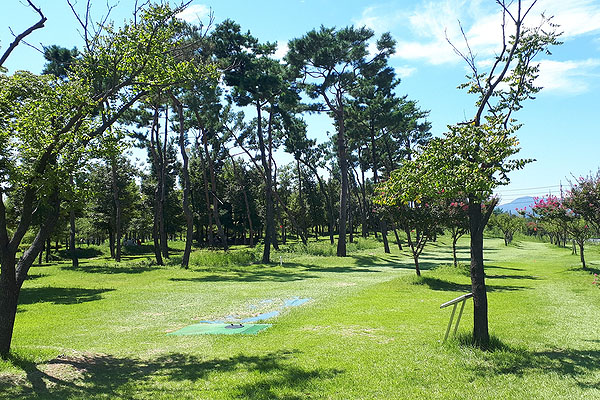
xmin=2 ymin=0 xmax=599 ymax=206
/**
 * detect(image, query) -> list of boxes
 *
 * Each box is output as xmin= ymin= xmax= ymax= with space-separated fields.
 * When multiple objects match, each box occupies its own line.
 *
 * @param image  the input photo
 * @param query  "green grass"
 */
xmin=1 ymin=235 xmax=600 ymax=399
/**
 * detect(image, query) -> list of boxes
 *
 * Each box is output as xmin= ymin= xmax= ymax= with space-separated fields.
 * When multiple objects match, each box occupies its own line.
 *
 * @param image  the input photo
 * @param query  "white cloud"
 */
xmin=176 ymin=4 xmax=210 ymax=23
xmin=537 ymin=58 xmax=600 ymax=95
xmin=353 ymin=6 xmax=407 ymax=34
xmin=395 ymin=65 xmax=417 ymax=78
xmin=274 ymin=41 xmax=289 ymax=60
xmin=362 ymin=0 xmax=600 ymax=65
xmin=536 ymin=0 xmax=600 ymax=39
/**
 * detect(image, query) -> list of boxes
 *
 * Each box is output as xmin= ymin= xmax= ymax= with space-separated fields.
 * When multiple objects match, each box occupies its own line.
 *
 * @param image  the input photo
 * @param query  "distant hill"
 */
xmin=497 ymin=196 xmax=535 ymax=215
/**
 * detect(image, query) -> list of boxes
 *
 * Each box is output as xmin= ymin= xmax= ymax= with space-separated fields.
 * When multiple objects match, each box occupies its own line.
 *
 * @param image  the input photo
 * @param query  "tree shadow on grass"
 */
xmin=58 ymin=247 xmax=104 ymax=260
xmin=485 ymin=265 xmax=524 ymax=272
xmin=18 ymin=287 xmax=114 ymax=306
xmin=2 ymin=350 xmax=342 ymax=399
xmin=456 ymin=338 xmax=600 ymax=390
xmin=486 ymin=274 xmax=541 ymax=280
xmin=60 ymin=261 xmax=160 ymax=275
xmin=414 ymin=277 xmax=527 ymax=293
xmin=171 ymin=264 xmax=319 ymax=283
xmin=172 ymin=259 xmax=394 ymax=283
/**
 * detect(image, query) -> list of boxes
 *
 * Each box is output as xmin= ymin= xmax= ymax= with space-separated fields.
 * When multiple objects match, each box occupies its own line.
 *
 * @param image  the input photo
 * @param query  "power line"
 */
xmin=494 ymin=185 xmax=561 ymax=193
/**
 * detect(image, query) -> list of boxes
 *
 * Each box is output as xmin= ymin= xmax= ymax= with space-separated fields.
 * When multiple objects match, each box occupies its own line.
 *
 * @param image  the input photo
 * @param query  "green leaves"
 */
xmin=376 ymin=120 xmax=532 ymax=207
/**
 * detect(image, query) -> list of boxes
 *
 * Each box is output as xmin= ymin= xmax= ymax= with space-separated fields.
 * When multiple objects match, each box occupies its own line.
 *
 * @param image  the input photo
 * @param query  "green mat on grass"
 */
xmin=168 ymin=323 xmax=271 ymax=336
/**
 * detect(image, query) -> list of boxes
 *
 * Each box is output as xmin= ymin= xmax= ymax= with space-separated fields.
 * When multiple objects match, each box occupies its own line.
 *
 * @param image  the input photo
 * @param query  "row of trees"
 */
xmin=524 ymin=173 xmax=600 ymax=269
xmin=38 ymin=19 xmax=434 ymax=265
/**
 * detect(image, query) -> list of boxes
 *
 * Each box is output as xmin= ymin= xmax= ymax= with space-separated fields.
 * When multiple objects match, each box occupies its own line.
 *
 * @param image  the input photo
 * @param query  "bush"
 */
xmin=189 ymin=248 xmax=260 ymax=268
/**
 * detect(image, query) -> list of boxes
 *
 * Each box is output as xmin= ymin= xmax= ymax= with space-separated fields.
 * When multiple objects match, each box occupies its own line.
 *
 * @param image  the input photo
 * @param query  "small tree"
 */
xmin=489 ymin=212 xmax=523 ymax=246
xmin=568 ymin=172 xmax=600 ymax=231
xmin=377 ymin=0 xmax=560 ymax=348
xmin=444 ymin=200 xmax=470 ymax=267
xmin=389 ymin=200 xmax=444 ymax=276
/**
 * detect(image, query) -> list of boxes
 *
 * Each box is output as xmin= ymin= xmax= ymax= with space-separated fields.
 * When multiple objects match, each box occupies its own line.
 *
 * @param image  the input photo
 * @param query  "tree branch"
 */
xmin=0 ymin=1 xmax=46 ymax=67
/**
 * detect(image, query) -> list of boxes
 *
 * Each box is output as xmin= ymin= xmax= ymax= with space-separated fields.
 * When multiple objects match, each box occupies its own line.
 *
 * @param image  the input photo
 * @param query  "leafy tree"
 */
xmin=377 ymin=1 xmax=560 ymax=347
xmin=0 ymin=2 xmax=215 ymax=356
xmin=42 ymin=45 xmax=79 ymax=78
xmin=86 ymin=157 xmax=140 ymax=260
xmin=489 ymin=212 xmax=523 ymax=246
xmin=287 ymin=26 xmax=395 ymax=256
xmin=390 ymin=200 xmax=444 ymax=276
xmin=444 ymin=200 xmax=470 ymax=267
xmin=568 ymin=171 xmax=600 ymax=230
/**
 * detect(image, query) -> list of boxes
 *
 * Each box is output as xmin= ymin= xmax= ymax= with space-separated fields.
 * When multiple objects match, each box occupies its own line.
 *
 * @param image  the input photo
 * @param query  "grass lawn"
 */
xmin=1 ymin=235 xmax=599 ymax=399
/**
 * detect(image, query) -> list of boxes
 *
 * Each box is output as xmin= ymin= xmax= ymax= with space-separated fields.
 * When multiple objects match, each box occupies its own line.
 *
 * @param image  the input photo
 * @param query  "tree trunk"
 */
xmin=0 ymin=190 xmax=59 ymax=357
xmin=0 ymin=263 xmax=19 ymax=357
xmin=468 ymin=198 xmax=492 ymax=348
xmin=45 ymin=237 xmax=50 ymax=263
xmin=69 ymin=209 xmax=78 ymax=268
xmin=159 ymin=112 xmax=169 ymax=259
xmin=110 ymin=158 xmax=122 ymax=262
xmin=337 ymin=111 xmax=349 ymax=257
xmin=108 ymin=230 xmax=115 ymax=259
xmin=579 ymin=242 xmax=586 ymax=269
xmin=69 ymin=175 xmax=79 ymax=268
xmin=148 ymin=106 xmax=168 ymax=263
xmin=452 ymin=234 xmax=459 ymax=267
xmin=153 ymin=216 xmax=163 ymax=265
xmin=380 ymin=219 xmax=390 ymax=253
xmin=256 ymin=102 xmax=273 ymax=263
xmin=203 ymin=128 xmax=228 ymax=252
xmin=414 ymin=256 xmax=421 ymax=277
xmin=173 ymin=98 xmax=194 ymax=269
xmin=392 ymin=226 xmax=402 ymax=250
xmin=199 ymin=151 xmax=214 ymax=247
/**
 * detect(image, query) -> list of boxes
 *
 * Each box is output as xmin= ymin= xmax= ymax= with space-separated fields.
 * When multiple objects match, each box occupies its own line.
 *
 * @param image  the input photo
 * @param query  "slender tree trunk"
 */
xmin=392 ymin=226 xmax=402 ymax=250
xmin=199 ymin=151 xmax=214 ymax=247
xmin=405 ymin=229 xmax=421 ymax=276
xmin=337 ymin=110 xmax=349 ymax=257
xmin=360 ymin=165 xmax=369 ymax=238
xmin=348 ymin=193 xmax=354 ymax=244
xmin=159 ymin=111 xmax=169 ymax=259
xmin=148 ymin=106 xmax=168 ymax=261
xmin=579 ymin=242 xmax=586 ymax=269
xmin=202 ymin=128 xmax=228 ymax=251
xmin=153 ymin=217 xmax=163 ymax=265
xmin=255 ymin=103 xmax=273 ymax=262
xmin=173 ymin=97 xmax=194 ymax=269
xmin=452 ymin=234 xmax=459 ymax=267
xmin=108 ymin=230 xmax=115 ymax=259
xmin=69 ymin=175 xmax=79 ymax=268
xmin=45 ymin=237 xmax=50 ymax=263
xmin=38 ymin=241 xmax=43 ymax=265
xmin=110 ymin=158 xmax=122 ymax=262
xmin=380 ymin=219 xmax=390 ymax=253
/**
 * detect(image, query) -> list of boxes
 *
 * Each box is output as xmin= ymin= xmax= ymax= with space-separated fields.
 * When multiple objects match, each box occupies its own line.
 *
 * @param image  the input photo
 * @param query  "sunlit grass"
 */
xmin=2 ymin=235 xmax=600 ymax=399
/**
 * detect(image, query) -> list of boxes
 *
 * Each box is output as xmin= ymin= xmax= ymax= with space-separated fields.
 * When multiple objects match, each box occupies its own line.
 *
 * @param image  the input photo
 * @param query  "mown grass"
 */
xmin=1 ymin=235 xmax=599 ymax=399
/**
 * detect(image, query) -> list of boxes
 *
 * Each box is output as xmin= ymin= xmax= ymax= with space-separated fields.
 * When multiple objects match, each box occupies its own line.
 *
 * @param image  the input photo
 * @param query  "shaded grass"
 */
xmin=2 ymin=235 xmax=600 ymax=398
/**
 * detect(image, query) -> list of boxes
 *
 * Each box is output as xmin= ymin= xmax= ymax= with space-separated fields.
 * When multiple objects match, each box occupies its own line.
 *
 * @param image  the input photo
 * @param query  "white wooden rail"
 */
xmin=440 ymin=293 xmax=473 ymax=342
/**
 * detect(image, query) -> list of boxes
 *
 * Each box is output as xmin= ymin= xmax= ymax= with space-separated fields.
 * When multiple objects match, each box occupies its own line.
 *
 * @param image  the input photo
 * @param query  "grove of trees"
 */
xmin=3 ymin=0 xmax=588 ymax=356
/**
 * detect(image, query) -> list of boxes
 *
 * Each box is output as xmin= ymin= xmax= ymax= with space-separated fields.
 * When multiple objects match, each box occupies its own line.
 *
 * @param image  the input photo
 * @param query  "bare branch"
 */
xmin=0 ymin=0 xmax=47 ymax=67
